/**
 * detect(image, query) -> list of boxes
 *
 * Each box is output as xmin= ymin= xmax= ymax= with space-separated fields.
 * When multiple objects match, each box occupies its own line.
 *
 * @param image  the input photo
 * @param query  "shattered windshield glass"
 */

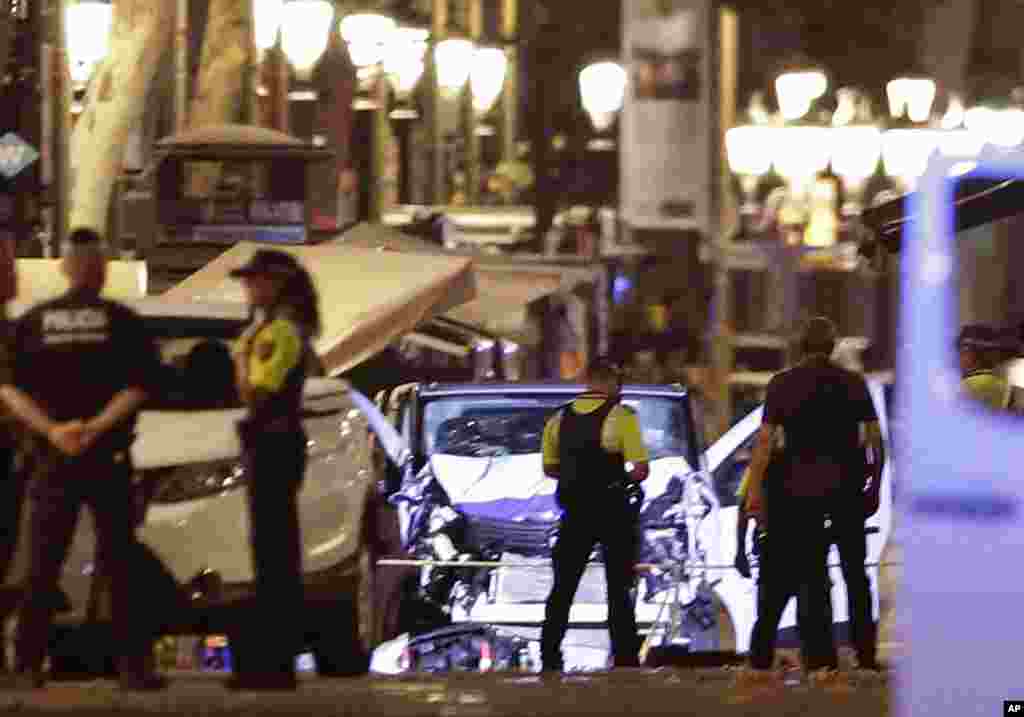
xmin=422 ymin=394 xmax=692 ymax=460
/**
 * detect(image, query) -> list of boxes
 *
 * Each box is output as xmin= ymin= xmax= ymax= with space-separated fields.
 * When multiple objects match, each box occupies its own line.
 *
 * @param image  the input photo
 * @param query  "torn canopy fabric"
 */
xmin=159 ymin=241 xmax=477 ymax=375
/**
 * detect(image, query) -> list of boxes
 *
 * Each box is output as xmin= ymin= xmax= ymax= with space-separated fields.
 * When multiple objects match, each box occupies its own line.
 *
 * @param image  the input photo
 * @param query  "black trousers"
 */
xmin=15 ymin=450 xmax=143 ymax=674
xmin=827 ymin=508 xmax=877 ymax=667
xmin=749 ymin=496 xmax=836 ymax=671
xmin=0 ymin=439 xmax=25 ymax=584
xmin=541 ymin=499 xmax=639 ymax=669
xmin=232 ymin=423 xmax=306 ymax=677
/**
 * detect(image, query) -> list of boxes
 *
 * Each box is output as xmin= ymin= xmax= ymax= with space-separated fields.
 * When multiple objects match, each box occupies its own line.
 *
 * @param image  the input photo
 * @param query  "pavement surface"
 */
xmin=0 ymin=668 xmax=890 ymax=716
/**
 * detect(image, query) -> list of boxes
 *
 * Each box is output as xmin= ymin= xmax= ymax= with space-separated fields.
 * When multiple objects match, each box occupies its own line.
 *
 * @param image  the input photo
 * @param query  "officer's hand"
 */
xmin=48 ymin=421 xmax=86 ymax=456
xmin=77 ymin=422 xmax=104 ymax=453
xmin=734 ymin=550 xmax=751 ymax=579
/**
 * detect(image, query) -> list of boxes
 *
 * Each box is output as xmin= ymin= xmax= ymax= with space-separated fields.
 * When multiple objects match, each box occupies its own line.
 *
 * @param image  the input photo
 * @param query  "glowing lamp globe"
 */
xmin=280 ymin=0 xmax=334 ymax=76
xmin=65 ymin=0 xmax=113 ymax=86
xmin=579 ymin=61 xmax=627 ymax=132
xmin=470 ymin=47 xmax=508 ymax=114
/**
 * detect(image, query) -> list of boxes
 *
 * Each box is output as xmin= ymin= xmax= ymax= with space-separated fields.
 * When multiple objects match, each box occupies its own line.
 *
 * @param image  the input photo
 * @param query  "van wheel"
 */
xmin=313 ymin=545 xmax=373 ymax=677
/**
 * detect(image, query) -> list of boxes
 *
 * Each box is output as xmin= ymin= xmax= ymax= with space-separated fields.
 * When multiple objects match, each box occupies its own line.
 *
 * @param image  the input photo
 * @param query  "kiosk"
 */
xmin=144 ymin=124 xmax=332 ymax=291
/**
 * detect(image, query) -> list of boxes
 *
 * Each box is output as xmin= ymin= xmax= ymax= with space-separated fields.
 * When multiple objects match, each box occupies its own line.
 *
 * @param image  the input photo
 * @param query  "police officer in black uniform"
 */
xmin=0 ymin=228 xmax=165 ymax=690
xmin=227 ymin=250 xmax=320 ymax=690
xmin=743 ymin=317 xmax=885 ymax=676
xmin=540 ymin=358 xmax=650 ymax=671
xmin=0 ymin=235 xmax=24 ymax=596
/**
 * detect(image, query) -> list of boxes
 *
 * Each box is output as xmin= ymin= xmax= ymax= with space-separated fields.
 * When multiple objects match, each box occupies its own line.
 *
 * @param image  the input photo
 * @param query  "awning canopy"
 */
xmin=861 ymin=177 xmax=1024 ymax=253
xmin=16 ymin=259 xmax=148 ymax=303
xmin=159 ymin=242 xmax=476 ymax=375
xmin=334 ymin=223 xmax=599 ymax=341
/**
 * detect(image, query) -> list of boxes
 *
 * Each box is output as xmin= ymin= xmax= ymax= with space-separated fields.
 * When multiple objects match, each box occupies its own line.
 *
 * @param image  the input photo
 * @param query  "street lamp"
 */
xmin=254 ymin=0 xmax=285 ymax=52
xmin=383 ymin=27 xmax=429 ymax=98
xmin=775 ymin=68 xmax=827 ymax=121
xmin=65 ymin=0 xmax=113 ymax=88
xmin=964 ymin=105 xmax=1024 ymax=147
xmin=470 ymin=47 xmax=508 ymax=114
xmin=339 ymin=12 xmax=397 ymax=68
xmin=886 ymin=74 xmax=936 ymax=124
xmin=579 ymin=61 xmax=627 ymax=132
xmin=772 ymin=126 xmax=832 ymax=184
xmin=725 ymin=124 xmax=774 ymax=216
xmin=280 ymin=0 xmax=334 ymax=79
xmin=831 ymin=125 xmax=881 ymax=216
xmin=435 ymin=38 xmax=475 ymax=94
xmin=881 ymin=128 xmax=940 ymax=188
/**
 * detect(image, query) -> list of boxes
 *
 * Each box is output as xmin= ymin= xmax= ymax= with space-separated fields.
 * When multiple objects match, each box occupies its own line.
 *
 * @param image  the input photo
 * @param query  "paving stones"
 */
xmin=0 ymin=668 xmax=889 ymax=716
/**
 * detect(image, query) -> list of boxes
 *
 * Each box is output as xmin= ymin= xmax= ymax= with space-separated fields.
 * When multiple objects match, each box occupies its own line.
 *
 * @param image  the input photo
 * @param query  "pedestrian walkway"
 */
xmin=0 ymin=668 xmax=889 ymax=716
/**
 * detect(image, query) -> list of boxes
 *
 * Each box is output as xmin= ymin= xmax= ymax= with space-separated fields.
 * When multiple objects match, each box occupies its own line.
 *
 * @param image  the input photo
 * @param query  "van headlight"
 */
xmin=145 ymin=460 xmax=246 ymax=504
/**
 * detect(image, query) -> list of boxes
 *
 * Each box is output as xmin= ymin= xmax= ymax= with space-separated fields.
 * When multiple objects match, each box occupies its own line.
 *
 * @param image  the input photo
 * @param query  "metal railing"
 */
xmin=376 ymin=559 xmax=903 ymax=571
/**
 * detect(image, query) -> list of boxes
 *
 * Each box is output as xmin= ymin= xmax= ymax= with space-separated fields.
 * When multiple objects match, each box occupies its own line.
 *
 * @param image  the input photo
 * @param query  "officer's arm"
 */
xmin=735 ymin=468 xmax=751 ymax=545
xmin=86 ymin=387 xmax=148 ymax=437
xmin=618 ymin=407 xmax=650 ymax=482
xmin=863 ymin=421 xmax=885 ymax=510
xmin=743 ymin=424 xmax=778 ymax=517
xmin=0 ymin=384 xmax=60 ymax=438
xmin=541 ymin=413 xmax=560 ymax=479
xmin=865 ymin=421 xmax=885 ymax=479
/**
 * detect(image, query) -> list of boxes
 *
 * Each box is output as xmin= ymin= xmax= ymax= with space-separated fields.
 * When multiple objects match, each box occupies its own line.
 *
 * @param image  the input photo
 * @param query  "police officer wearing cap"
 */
xmin=539 ymin=357 xmax=650 ymax=671
xmin=957 ymin=324 xmax=1013 ymax=410
xmin=0 ymin=228 xmax=165 ymax=690
xmin=227 ymin=249 xmax=321 ymax=690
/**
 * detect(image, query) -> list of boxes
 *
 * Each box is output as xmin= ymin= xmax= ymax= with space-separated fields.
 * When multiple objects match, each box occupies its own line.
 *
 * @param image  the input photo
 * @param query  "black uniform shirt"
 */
xmin=764 ymin=355 xmax=877 ymax=498
xmin=12 ymin=289 xmax=161 ymax=450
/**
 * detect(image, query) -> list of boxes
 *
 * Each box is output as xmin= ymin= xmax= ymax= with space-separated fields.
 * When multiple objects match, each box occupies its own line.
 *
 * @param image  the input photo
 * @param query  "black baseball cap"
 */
xmin=66 ymin=227 xmax=103 ymax=246
xmin=956 ymin=324 xmax=1003 ymax=350
xmin=229 ymin=249 xmax=301 ymax=279
xmin=589 ymin=356 xmax=622 ymax=379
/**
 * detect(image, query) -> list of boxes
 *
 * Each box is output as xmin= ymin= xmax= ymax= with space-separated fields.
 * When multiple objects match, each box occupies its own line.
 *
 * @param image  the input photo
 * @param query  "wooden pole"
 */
xmin=174 ymin=0 xmax=189 ymax=131
xmin=465 ymin=0 xmax=482 ymax=204
xmin=501 ymin=0 xmax=518 ymax=165
xmin=429 ymin=0 xmax=448 ymax=204
xmin=709 ymin=4 xmax=738 ymax=438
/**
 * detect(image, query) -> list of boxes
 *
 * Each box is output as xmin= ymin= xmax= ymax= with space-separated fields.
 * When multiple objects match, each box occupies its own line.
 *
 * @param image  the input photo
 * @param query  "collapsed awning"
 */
xmin=158 ymin=241 xmax=476 ymax=375
xmin=16 ymin=259 xmax=148 ymax=302
xmin=860 ymin=177 xmax=1024 ymax=252
xmin=334 ymin=223 xmax=600 ymax=342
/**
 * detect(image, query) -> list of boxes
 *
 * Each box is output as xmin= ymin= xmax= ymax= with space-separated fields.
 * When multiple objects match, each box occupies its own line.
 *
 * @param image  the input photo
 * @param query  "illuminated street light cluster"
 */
xmin=728 ymin=66 xmax=1024 ymax=198
xmin=724 ymin=65 xmax=1024 ymax=247
xmin=60 ymin=0 xmax=512 ymax=114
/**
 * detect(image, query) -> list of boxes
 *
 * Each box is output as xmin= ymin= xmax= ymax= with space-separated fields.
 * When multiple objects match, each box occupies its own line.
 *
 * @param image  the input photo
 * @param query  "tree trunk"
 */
xmin=186 ymin=0 xmax=252 ymax=197
xmin=0 ymin=2 xmax=11 ymax=77
xmin=68 ymin=1 xmax=175 ymax=235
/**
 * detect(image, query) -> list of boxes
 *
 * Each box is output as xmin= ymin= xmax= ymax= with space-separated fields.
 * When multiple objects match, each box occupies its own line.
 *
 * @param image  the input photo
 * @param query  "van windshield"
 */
xmin=422 ymin=394 xmax=692 ymax=461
